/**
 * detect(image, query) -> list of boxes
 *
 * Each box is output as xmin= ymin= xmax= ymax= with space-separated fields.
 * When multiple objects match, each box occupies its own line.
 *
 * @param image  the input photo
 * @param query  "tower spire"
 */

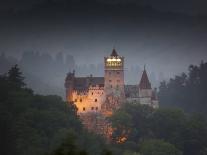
xmin=110 ymin=48 xmax=118 ymax=57
xmin=139 ymin=66 xmax=151 ymax=89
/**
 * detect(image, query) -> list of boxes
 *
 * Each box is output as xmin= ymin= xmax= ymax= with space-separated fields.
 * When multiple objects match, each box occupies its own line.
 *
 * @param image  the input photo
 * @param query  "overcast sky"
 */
xmin=0 ymin=0 xmax=207 ymax=79
xmin=1 ymin=0 xmax=207 ymax=15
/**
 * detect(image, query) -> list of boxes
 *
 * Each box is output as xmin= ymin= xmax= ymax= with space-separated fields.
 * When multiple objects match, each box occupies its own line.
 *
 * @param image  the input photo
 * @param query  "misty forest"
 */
xmin=1 ymin=0 xmax=207 ymax=155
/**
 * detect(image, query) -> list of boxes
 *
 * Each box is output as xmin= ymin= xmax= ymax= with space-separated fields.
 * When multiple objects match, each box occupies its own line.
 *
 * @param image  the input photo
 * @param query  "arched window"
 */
xmin=83 ymin=107 xmax=86 ymax=111
xmin=95 ymin=99 xmax=97 ymax=102
xmin=91 ymin=107 xmax=94 ymax=110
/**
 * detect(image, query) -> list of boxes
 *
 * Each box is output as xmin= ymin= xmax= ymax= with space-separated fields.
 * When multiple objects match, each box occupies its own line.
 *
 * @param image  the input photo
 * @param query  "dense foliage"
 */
xmin=2 ymin=64 xmax=207 ymax=155
xmin=159 ymin=61 xmax=207 ymax=116
xmin=0 ymin=65 xmax=109 ymax=155
xmin=110 ymin=103 xmax=207 ymax=155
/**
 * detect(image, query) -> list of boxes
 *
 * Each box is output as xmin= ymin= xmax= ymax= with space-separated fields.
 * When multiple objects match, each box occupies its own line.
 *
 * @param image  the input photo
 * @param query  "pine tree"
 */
xmin=7 ymin=64 xmax=25 ymax=88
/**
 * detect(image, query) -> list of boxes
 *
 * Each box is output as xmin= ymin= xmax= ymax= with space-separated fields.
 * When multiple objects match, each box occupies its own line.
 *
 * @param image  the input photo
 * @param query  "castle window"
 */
xmin=74 ymin=99 xmax=77 ymax=102
xmin=80 ymin=99 xmax=82 ymax=102
xmin=96 ymin=107 xmax=98 ymax=110
xmin=91 ymin=107 xmax=94 ymax=110
xmin=95 ymin=99 xmax=97 ymax=102
xmin=83 ymin=107 xmax=86 ymax=111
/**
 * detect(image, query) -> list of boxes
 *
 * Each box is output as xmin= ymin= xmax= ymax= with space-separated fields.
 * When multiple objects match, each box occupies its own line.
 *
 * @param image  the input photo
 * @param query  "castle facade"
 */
xmin=65 ymin=49 xmax=159 ymax=136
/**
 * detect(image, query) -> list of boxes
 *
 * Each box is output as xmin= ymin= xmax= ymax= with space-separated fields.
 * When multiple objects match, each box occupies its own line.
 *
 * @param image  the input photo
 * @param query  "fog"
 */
xmin=0 ymin=0 xmax=207 ymax=97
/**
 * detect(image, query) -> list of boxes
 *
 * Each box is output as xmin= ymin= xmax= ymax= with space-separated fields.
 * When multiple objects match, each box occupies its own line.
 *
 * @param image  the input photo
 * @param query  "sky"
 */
xmin=0 ymin=0 xmax=207 ymax=80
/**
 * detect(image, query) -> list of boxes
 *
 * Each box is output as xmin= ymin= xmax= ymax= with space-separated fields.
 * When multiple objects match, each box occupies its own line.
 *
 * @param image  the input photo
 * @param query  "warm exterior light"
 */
xmin=112 ymin=58 xmax=116 ymax=61
xmin=107 ymin=58 xmax=121 ymax=62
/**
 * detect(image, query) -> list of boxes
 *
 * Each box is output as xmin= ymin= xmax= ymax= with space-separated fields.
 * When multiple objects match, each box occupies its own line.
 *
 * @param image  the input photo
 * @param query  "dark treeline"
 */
xmin=0 ymin=52 xmax=75 ymax=97
xmin=1 ymin=65 xmax=207 ymax=155
xmin=110 ymin=103 xmax=207 ymax=155
xmin=158 ymin=61 xmax=207 ymax=117
xmin=0 ymin=65 xmax=110 ymax=155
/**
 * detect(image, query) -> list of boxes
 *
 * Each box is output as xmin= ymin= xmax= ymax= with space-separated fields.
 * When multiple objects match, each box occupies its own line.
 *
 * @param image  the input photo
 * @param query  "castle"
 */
xmin=65 ymin=49 xmax=159 ymax=136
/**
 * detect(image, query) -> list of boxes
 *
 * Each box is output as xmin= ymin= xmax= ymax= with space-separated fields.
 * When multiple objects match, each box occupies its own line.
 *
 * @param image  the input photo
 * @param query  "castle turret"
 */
xmin=65 ymin=70 xmax=75 ymax=102
xmin=138 ymin=66 xmax=152 ymax=98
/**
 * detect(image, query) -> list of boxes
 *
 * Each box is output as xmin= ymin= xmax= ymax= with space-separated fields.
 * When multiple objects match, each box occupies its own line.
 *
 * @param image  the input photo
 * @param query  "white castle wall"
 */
xmin=72 ymin=85 xmax=105 ymax=113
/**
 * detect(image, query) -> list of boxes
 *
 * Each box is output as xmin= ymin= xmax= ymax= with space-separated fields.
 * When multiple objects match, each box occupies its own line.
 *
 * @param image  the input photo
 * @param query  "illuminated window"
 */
xmin=91 ymin=107 xmax=94 ymax=110
xmin=83 ymin=107 xmax=86 ymax=111
xmin=95 ymin=99 xmax=97 ymax=102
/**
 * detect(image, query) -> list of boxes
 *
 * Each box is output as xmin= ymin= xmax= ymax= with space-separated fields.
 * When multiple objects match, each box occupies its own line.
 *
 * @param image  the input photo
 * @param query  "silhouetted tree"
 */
xmin=7 ymin=64 xmax=25 ymax=88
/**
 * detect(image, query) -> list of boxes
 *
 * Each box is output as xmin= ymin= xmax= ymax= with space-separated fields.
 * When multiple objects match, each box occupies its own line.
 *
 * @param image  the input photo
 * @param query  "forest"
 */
xmin=1 ymin=62 xmax=207 ymax=155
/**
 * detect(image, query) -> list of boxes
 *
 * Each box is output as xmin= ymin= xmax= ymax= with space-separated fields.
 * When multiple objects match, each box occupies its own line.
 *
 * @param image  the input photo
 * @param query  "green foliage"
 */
xmin=110 ymin=102 xmax=207 ymax=155
xmin=0 ymin=65 xmax=113 ymax=155
xmin=52 ymin=129 xmax=110 ymax=155
xmin=158 ymin=61 xmax=207 ymax=116
xmin=139 ymin=139 xmax=182 ymax=155
xmin=0 ymin=65 xmax=83 ymax=155
xmin=7 ymin=64 xmax=25 ymax=89
xmin=110 ymin=103 xmax=154 ymax=143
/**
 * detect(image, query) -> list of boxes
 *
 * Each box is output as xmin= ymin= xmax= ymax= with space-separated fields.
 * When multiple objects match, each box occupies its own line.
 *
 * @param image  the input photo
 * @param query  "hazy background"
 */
xmin=0 ymin=0 xmax=207 ymax=98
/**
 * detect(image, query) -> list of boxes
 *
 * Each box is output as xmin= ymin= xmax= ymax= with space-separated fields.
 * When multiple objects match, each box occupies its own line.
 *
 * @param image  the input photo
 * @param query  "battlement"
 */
xmin=65 ymin=48 xmax=159 ymax=139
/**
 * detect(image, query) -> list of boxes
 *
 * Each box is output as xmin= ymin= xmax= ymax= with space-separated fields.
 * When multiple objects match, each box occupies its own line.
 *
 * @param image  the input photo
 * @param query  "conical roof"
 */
xmin=110 ymin=48 xmax=118 ymax=57
xmin=139 ymin=67 xmax=151 ymax=89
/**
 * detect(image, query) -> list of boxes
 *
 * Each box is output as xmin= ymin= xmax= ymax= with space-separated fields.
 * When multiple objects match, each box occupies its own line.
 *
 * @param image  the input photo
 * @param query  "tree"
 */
xmin=158 ymin=61 xmax=207 ymax=116
xmin=7 ymin=64 xmax=25 ymax=88
xmin=148 ymin=108 xmax=187 ymax=150
xmin=110 ymin=103 xmax=154 ymax=143
xmin=139 ymin=139 xmax=182 ymax=155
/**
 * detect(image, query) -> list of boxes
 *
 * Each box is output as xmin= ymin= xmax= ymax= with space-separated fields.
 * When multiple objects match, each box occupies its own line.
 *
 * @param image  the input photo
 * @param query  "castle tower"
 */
xmin=65 ymin=70 xmax=75 ymax=102
xmin=103 ymin=49 xmax=125 ymax=112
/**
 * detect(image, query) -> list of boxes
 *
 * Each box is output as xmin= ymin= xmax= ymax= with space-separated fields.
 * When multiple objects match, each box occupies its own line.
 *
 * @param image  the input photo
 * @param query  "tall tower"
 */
xmin=103 ymin=49 xmax=125 ymax=112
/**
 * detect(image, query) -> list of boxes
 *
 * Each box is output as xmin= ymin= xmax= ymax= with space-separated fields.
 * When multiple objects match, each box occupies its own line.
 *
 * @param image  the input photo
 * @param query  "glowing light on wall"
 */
xmin=107 ymin=58 xmax=122 ymax=62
